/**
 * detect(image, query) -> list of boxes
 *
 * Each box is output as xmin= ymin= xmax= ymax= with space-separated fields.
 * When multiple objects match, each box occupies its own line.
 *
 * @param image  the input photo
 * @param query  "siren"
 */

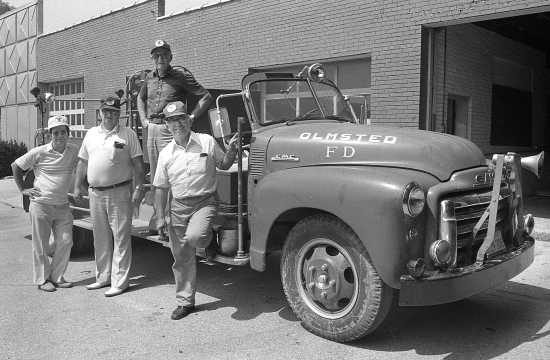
xmin=521 ymin=151 xmax=544 ymax=178
xmin=307 ymin=63 xmax=325 ymax=81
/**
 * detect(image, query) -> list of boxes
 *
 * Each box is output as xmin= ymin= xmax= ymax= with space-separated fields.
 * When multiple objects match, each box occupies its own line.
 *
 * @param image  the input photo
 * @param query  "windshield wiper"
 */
xmin=324 ymin=115 xmax=353 ymax=122
xmin=289 ymin=108 xmax=320 ymax=124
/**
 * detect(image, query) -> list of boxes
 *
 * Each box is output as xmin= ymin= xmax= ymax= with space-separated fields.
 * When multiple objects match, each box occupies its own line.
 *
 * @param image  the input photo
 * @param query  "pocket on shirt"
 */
xmin=188 ymin=155 xmax=208 ymax=174
xmin=110 ymin=147 xmax=125 ymax=163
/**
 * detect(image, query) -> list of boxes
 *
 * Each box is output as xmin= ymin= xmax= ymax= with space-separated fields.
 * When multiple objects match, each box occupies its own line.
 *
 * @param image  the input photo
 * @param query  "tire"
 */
xmin=281 ymin=214 xmax=393 ymax=342
xmin=71 ymin=226 xmax=93 ymax=256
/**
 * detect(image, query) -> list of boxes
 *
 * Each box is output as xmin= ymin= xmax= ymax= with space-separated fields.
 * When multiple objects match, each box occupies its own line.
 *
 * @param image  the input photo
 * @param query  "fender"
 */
xmin=248 ymin=165 xmax=439 ymax=288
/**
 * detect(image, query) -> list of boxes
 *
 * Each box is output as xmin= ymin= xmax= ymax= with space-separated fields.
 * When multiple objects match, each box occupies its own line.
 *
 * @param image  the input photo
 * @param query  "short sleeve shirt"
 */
xmin=15 ymin=142 xmax=79 ymax=205
xmin=139 ymin=66 xmax=209 ymax=117
xmin=78 ymin=125 xmax=143 ymax=187
xmin=153 ymin=132 xmax=225 ymax=199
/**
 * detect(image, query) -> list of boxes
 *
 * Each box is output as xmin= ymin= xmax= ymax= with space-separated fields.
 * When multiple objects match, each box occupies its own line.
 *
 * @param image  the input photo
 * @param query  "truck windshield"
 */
xmin=248 ymin=79 xmax=355 ymax=125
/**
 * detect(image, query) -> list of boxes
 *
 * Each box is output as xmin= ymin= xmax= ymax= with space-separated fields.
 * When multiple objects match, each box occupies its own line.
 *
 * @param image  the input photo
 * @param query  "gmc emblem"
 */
xmin=473 ymin=169 xmax=510 ymax=187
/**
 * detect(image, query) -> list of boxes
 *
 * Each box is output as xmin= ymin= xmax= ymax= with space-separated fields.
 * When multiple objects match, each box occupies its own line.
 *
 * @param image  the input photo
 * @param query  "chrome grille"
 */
xmin=440 ymin=190 xmax=511 ymax=266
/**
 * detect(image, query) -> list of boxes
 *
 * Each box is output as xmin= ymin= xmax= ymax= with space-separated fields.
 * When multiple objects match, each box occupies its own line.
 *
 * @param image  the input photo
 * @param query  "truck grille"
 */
xmin=249 ymin=143 xmax=266 ymax=177
xmin=441 ymin=190 xmax=511 ymax=265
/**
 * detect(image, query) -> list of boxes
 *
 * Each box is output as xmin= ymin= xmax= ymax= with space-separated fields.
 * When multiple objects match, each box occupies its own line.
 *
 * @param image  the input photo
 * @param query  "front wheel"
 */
xmin=281 ymin=214 xmax=393 ymax=342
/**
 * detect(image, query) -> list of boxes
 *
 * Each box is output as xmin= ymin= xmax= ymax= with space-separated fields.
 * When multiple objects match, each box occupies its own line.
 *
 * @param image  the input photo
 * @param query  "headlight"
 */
xmin=402 ymin=182 xmax=426 ymax=217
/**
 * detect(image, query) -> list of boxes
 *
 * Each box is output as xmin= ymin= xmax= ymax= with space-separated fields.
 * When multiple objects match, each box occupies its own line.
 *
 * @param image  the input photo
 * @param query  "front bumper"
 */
xmin=398 ymin=237 xmax=534 ymax=306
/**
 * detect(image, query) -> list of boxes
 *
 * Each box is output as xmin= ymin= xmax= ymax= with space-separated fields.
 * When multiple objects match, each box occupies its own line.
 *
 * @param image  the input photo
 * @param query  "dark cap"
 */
xmin=100 ymin=96 xmax=121 ymax=111
xmin=151 ymin=39 xmax=171 ymax=54
xmin=163 ymin=101 xmax=188 ymax=119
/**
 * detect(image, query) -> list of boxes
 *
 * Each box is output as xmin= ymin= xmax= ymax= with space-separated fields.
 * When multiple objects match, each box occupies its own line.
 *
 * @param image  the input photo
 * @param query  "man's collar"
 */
xmin=99 ymin=123 xmax=120 ymax=134
xmin=153 ymin=65 xmax=173 ymax=78
xmin=173 ymin=131 xmax=200 ymax=151
xmin=46 ymin=141 xmax=66 ymax=154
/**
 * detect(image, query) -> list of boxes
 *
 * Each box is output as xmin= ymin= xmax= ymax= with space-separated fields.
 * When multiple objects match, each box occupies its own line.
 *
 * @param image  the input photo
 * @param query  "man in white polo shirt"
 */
xmin=11 ymin=115 xmax=78 ymax=292
xmin=153 ymin=101 xmax=239 ymax=320
xmin=74 ymin=96 xmax=145 ymax=297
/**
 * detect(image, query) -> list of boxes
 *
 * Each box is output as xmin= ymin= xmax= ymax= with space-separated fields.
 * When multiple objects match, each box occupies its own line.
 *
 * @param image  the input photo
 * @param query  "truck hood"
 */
xmin=263 ymin=122 xmax=486 ymax=181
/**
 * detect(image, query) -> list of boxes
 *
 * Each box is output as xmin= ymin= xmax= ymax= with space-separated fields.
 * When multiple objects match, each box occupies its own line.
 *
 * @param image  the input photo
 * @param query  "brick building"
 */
xmin=1 ymin=0 xmax=550 ymax=185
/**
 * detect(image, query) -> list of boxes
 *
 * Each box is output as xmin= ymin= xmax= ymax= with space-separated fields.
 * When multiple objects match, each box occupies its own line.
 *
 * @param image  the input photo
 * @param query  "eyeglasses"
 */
xmin=151 ymin=52 xmax=171 ymax=60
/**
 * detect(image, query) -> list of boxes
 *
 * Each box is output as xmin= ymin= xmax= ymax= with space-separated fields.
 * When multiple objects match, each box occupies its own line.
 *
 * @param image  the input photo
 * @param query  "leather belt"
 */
xmin=90 ymin=180 xmax=132 ymax=191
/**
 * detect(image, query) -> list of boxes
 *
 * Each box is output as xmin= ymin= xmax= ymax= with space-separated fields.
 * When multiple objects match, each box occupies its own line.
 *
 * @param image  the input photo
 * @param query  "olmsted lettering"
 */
xmin=299 ymin=132 xmax=397 ymax=144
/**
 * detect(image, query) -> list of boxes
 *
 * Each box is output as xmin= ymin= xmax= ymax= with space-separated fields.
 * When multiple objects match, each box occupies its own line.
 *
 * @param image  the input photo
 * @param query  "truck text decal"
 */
xmin=299 ymin=132 xmax=397 ymax=144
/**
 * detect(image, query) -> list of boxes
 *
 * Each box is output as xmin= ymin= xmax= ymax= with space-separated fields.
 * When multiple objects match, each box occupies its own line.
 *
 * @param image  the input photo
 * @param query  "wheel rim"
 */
xmin=295 ymin=237 xmax=359 ymax=319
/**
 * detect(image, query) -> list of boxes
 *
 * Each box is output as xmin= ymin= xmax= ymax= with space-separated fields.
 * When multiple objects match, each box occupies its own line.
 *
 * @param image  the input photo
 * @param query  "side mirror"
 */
xmin=209 ymin=107 xmax=232 ymax=140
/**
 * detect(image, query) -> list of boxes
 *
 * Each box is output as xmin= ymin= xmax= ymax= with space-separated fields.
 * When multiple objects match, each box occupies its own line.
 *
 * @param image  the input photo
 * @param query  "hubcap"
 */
xmin=296 ymin=238 xmax=359 ymax=319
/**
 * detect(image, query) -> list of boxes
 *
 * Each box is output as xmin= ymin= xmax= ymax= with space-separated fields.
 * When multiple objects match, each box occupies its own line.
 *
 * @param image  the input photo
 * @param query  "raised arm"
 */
xmin=217 ymin=133 xmax=239 ymax=170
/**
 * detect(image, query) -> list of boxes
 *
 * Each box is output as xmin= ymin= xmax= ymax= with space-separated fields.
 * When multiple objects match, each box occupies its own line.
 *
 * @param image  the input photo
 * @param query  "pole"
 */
xmin=236 ymin=116 xmax=246 ymax=259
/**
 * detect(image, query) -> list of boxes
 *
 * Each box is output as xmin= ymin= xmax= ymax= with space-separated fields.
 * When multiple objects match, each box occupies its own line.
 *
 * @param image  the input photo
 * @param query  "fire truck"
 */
xmin=66 ymin=64 xmax=539 ymax=342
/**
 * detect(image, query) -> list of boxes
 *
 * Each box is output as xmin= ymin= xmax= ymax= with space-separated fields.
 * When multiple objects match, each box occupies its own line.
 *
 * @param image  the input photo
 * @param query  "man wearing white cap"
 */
xmin=11 ymin=115 xmax=78 ymax=292
xmin=138 ymin=39 xmax=213 ymax=234
xmin=154 ymin=101 xmax=239 ymax=320
xmin=74 ymin=96 xmax=145 ymax=297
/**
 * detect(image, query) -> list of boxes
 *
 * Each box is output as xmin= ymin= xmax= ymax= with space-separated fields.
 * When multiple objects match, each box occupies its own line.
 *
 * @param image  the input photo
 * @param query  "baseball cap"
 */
xmin=151 ymin=39 xmax=171 ymax=54
xmin=100 ymin=96 xmax=121 ymax=111
xmin=47 ymin=115 xmax=69 ymax=130
xmin=163 ymin=101 xmax=188 ymax=119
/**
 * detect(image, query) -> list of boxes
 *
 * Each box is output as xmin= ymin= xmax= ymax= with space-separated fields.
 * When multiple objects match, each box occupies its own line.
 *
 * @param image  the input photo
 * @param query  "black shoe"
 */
xmin=171 ymin=305 xmax=195 ymax=320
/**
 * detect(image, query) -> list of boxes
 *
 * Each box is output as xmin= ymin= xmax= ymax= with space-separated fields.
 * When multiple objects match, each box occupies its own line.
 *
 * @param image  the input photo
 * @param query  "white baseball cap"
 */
xmin=47 ymin=115 xmax=69 ymax=130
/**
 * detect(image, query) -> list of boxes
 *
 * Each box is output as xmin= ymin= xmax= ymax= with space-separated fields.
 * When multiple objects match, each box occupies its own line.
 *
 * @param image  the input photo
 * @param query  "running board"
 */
xmin=72 ymin=217 xmax=250 ymax=266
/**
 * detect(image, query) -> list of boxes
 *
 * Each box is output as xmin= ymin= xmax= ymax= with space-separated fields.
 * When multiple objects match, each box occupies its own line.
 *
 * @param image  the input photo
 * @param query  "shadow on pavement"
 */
xmin=352 ymin=281 xmax=550 ymax=359
xmin=126 ymin=237 xmax=298 ymax=323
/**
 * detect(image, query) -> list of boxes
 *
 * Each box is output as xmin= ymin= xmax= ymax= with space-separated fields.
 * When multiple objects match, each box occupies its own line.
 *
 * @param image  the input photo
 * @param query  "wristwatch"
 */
xmin=135 ymin=184 xmax=145 ymax=192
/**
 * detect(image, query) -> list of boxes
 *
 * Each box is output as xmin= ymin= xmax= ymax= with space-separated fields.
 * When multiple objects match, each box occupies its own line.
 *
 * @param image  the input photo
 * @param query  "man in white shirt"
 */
xmin=74 ymin=96 xmax=145 ymax=297
xmin=11 ymin=115 xmax=78 ymax=292
xmin=153 ymin=101 xmax=238 ymax=319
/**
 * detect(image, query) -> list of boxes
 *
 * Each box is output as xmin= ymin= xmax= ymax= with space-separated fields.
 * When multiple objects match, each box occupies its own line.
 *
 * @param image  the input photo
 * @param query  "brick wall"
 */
xmin=37 ymin=0 xmax=550 ymax=132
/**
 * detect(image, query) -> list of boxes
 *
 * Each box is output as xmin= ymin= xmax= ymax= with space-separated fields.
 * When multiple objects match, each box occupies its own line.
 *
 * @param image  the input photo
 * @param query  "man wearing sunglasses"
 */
xmin=137 ymin=39 xmax=212 ymax=235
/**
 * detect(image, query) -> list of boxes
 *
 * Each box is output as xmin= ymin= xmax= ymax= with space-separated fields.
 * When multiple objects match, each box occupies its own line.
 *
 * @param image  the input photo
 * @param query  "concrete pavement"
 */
xmin=0 ymin=177 xmax=549 ymax=360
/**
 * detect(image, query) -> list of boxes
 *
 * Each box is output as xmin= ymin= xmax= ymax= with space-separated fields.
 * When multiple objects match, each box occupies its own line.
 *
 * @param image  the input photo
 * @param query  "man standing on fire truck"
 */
xmin=153 ymin=101 xmax=239 ymax=320
xmin=137 ymin=39 xmax=213 ymax=235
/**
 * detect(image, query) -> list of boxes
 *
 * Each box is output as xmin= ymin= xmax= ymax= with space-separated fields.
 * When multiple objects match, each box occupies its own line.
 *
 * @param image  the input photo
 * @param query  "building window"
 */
xmin=45 ymin=78 xmax=86 ymax=139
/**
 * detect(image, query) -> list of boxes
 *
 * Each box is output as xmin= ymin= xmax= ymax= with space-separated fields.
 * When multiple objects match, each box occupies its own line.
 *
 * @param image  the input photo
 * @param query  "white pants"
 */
xmin=29 ymin=201 xmax=73 ymax=284
xmin=89 ymin=184 xmax=132 ymax=289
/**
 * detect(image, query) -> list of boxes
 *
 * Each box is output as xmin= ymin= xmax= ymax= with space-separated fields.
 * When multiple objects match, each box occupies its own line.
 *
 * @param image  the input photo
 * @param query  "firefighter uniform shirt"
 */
xmin=153 ymin=132 xmax=225 ymax=199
